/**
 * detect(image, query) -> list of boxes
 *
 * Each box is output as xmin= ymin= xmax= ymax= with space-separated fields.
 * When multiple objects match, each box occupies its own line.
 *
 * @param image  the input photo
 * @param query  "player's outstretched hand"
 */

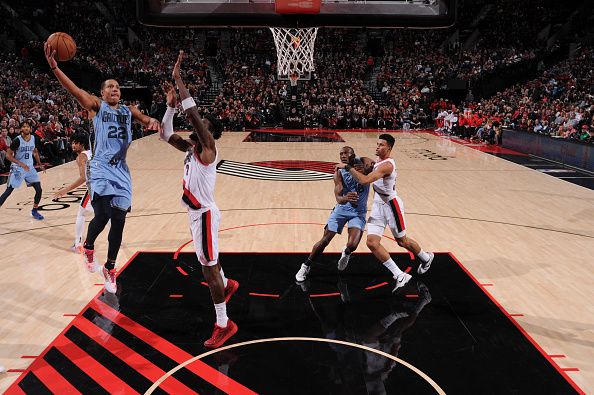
xmin=44 ymin=41 xmax=58 ymax=70
xmin=173 ymin=50 xmax=184 ymax=81
xmin=53 ymin=189 xmax=66 ymax=200
xmin=162 ymin=81 xmax=177 ymax=108
xmin=147 ymin=117 xmax=162 ymax=132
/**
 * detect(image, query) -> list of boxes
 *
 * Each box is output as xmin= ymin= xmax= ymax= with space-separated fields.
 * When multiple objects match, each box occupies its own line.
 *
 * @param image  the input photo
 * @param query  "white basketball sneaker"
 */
xmin=83 ymin=248 xmax=100 ymax=273
xmin=295 ymin=263 xmax=310 ymax=282
xmin=102 ymin=267 xmax=117 ymax=294
xmin=417 ymin=252 xmax=434 ymax=275
xmin=337 ymin=247 xmax=351 ymax=271
xmin=393 ymin=272 xmax=412 ymax=292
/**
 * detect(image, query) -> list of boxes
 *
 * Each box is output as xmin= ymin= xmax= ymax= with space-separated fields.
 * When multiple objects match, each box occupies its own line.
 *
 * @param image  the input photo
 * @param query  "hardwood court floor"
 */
xmin=1 ymin=130 xmax=593 ymax=393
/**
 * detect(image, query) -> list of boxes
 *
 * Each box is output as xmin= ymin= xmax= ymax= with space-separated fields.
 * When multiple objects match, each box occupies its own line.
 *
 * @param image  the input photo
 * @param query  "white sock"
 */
xmin=417 ymin=250 xmax=430 ymax=263
xmin=383 ymin=258 xmax=403 ymax=277
xmin=214 ymin=302 xmax=228 ymax=327
xmin=219 ymin=267 xmax=228 ymax=288
xmin=74 ymin=207 xmax=86 ymax=245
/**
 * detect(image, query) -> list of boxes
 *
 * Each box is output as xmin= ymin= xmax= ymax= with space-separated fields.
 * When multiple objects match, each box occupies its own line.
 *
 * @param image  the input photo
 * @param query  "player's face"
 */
xmin=339 ymin=148 xmax=354 ymax=164
xmin=20 ymin=123 xmax=31 ymax=135
xmin=375 ymin=139 xmax=391 ymax=158
xmin=71 ymin=141 xmax=82 ymax=153
xmin=101 ymin=80 xmax=121 ymax=105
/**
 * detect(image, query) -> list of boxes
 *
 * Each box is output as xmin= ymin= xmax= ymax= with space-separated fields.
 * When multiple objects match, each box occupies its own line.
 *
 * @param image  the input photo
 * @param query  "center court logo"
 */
xmin=216 ymin=160 xmax=336 ymax=181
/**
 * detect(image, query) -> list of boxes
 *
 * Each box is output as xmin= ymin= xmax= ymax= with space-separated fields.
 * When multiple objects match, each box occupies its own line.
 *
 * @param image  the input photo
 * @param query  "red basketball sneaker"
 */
xmin=224 ymin=279 xmax=239 ymax=303
xmin=204 ymin=320 xmax=238 ymax=349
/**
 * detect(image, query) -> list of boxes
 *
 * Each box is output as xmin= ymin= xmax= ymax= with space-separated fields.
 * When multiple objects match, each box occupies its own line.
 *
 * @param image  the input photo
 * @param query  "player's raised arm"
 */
xmin=172 ymin=50 xmax=216 ymax=161
xmin=160 ymin=81 xmax=192 ymax=152
xmin=44 ymin=42 xmax=100 ymax=113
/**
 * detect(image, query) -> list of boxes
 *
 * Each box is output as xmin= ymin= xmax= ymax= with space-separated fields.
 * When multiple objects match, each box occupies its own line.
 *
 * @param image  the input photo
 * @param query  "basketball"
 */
xmin=47 ymin=32 xmax=76 ymax=62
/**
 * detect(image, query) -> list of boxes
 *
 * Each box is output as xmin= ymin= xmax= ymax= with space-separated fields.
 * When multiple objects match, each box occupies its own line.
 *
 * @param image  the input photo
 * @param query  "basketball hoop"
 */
xmin=270 ymin=27 xmax=318 ymax=79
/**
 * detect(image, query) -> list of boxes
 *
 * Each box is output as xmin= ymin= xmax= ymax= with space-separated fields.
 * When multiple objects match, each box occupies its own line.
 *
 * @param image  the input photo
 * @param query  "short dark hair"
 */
xmin=70 ymin=132 xmax=90 ymax=149
xmin=20 ymin=120 xmax=31 ymax=128
xmin=378 ymin=133 xmax=395 ymax=148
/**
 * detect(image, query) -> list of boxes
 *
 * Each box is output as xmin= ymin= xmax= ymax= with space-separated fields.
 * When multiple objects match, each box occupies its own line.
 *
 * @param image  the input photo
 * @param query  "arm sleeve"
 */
xmin=161 ymin=106 xmax=176 ymax=142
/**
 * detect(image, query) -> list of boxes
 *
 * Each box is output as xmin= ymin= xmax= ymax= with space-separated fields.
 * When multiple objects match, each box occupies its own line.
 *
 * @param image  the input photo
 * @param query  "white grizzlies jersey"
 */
xmin=181 ymin=149 xmax=218 ymax=210
xmin=372 ymin=158 xmax=397 ymax=203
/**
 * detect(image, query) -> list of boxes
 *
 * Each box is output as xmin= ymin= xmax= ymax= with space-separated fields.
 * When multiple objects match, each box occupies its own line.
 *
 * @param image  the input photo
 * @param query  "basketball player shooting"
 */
xmin=44 ymin=41 xmax=162 ymax=294
xmin=160 ymin=50 xmax=238 ymax=348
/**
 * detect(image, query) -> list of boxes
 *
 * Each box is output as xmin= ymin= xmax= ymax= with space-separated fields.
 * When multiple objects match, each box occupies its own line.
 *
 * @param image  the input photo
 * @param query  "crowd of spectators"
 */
xmin=1 ymin=0 xmax=593 ymax=179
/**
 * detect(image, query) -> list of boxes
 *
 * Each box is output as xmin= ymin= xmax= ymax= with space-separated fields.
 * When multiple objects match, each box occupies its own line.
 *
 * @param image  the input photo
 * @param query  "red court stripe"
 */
xmin=94 ymin=283 xmax=104 ymax=286
xmin=91 ymin=299 xmax=258 ymax=395
xmin=404 ymin=266 xmax=412 ymax=273
xmin=408 ymin=252 xmax=414 ymax=260
xmin=448 ymin=252 xmax=586 ymax=395
xmin=405 ymin=294 xmax=419 ymax=298
xmin=510 ymin=314 xmax=524 ymax=317
xmin=20 ymin=356 xmax=38 ymax=359
xmin=53 ymin=335 xmax=139 ymax=395
xmin=169 ymin=294 xmax=183 ymax=298
xmin=31 ymin=359 xmax=82 ymax=394
xmin=365 ymin=282 xmax=389 ymax=290
xmin=7 ymin=369 xmax=26 ymax=373
xmin=549 ymin=355 xmax=566 ymax=358
xmin=480 ymin=283 xmax=494 ymax=286
xmin=74 ymin=315 xmax=197 ymax=395
xmin=173 ymin=240 xmax=193 ymax=260
xmin=4 ymin=385 xmax=27 ymax=395
xmin=562 ymin=368 xmax=580 ymax=372
xmin=63 ymin=314 xmax=77 ymax=317
xmin=2 ymin=252 xmax=141 ymax=395
xmin=309 ymin=293 xmax=340 ymax=298
xmin=176 ymin=266 xmax=189 ymax=276
xmin=249 ymin=292 xmax=280 ymax=298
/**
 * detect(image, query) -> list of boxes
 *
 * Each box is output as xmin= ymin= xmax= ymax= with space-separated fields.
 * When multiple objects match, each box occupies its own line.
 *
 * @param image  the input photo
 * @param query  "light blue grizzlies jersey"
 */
xmin=88 ymin=101 xmax=133 ymax=209
xmin=13 ymin=135 xmax=36 ymax=168
xmin=338 ymin=158 xmax=370 ymax=214
xmin=91 ymin=101 xmax=132 ymax=164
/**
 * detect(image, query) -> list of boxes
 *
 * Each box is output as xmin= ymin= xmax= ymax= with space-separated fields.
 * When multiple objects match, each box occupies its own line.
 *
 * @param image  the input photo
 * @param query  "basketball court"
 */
xmin=1 ymin=129 xmax=592 ymax=393
xmin=1 ymin=0 xmax=593 ymax=393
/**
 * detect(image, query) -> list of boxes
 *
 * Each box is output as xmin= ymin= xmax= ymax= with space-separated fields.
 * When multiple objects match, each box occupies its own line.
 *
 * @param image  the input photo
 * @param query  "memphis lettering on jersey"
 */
xmin=19 ymin=145 xmax=35 ymax=153
xmin=102 ymin=112 xmax=129 ymax=125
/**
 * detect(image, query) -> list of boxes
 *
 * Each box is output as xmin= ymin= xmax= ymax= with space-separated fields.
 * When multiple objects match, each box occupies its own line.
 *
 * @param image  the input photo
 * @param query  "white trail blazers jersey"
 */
xmin=181 ymin=149 xmax=218 ymax=210
xmin=372 ymin=158 xmax=397 ymax=203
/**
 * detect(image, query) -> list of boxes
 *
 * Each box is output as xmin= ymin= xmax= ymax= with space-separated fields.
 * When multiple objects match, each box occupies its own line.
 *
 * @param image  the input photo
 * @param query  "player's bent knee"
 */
xmin=366 ymin=238 xmax=380 ymax=250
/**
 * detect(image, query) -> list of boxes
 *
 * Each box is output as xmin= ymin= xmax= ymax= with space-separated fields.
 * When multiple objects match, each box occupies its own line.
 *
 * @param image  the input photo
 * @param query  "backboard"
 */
xmin=137 ymin=0 xmax=456 ymax=28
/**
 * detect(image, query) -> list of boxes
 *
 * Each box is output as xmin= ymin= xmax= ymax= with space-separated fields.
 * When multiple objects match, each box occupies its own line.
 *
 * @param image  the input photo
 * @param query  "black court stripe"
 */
xmin=389 ymin=199 xmax=404 ymax=233
xmin=217 ymin=166 xmax=331 ymax=179
xmin=64 ymin=325 xmax=167 ymax=395
xmin=43 ymin=347 xmax=110 ymax=395
xmin=82 ymin=307 xmax=219 ymax=393
xmin=218 ymin=161 xmax=333 ymax=178
xmin=202 ymin=210 xmax=212 ymax=262
xmin=219 ymin=161 xmax=330 ymax=175
xmin=18 ymin=372 xmax=53 ymax=395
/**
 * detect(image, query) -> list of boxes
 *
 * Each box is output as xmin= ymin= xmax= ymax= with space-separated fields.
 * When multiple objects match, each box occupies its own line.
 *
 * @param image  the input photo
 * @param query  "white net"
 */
xmin=269 ymin=27 xmax=318 ymax=79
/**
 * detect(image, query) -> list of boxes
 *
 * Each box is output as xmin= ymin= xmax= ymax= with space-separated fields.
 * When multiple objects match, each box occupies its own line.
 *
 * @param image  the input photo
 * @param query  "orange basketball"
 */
xmin=47 ymin=32 xmax=77 ymax=62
